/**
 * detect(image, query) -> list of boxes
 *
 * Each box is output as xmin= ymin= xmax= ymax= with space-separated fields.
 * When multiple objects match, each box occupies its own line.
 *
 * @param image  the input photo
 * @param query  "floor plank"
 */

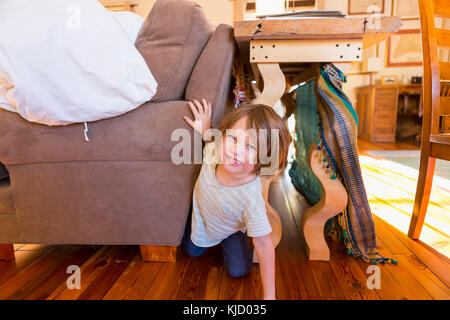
xmin=143 ymin=252 xmax=192 ymax=300
xmin=76 ymin=245 xmax=137 ymax=300
xmin=176 ymin=248 xmax=223 ymax=300
xmin=103 ymin=255 xmax=163 ymax=300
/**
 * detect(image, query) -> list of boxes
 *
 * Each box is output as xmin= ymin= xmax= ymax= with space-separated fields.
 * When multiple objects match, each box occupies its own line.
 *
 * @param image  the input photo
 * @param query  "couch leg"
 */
xmin=139 ymin=245 xmax=178 ymax=262
xmin=0 ymin=244 xmax=15 ymax=261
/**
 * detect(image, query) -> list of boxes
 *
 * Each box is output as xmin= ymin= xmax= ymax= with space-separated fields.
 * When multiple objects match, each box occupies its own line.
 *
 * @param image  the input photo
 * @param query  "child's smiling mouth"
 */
xmin=225 ymin=154 xmax=243 ymax=166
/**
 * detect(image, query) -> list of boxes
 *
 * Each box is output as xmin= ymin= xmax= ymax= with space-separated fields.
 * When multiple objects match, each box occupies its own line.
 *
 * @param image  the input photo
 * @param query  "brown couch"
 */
xmin=0 ymin=0 xmax=236 ymax=261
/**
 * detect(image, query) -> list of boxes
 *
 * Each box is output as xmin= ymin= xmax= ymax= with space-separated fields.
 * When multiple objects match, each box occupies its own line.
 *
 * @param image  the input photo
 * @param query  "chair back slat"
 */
xmin=442 ymin=82 xmax=450 ymax=96
xmin=440 ymin=83 xmax=450 ymax=134
xmin=440 ymin=61 xmax=450 ymax=80
xmin=441 ymin=96 xmax=450 ymax=115
xmin=419 ymin=0 xmax=441 ymax=135
xmin=433 ymin=0 xmax=450 ymax=18
xmin=439 ymin=92 xmax=450 ymax=116
xmin=437 ymin=29 xmax=450 ymax=48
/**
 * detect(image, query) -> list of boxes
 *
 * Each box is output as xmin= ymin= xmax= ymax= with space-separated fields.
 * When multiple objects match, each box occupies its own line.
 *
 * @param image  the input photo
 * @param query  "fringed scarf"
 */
xmin=291 ymin=63 xmax=397 ymax=265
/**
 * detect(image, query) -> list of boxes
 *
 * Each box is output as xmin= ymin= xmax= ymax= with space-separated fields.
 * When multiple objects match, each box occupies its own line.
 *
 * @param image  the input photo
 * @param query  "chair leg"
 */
xmin=139 ymin=245 xmax=178 ymax=262
xmin=0 ymin=244 xmax=15 ymax=261
xmin=408 ymin=155 xmax=436 ymax=239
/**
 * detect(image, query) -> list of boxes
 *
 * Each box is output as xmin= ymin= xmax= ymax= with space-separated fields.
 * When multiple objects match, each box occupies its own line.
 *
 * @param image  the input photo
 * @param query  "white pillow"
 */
xmin=111 ymin=11 xmax=145 ymax=44
xmin=0 ymin=0 xmax=157 ymax=126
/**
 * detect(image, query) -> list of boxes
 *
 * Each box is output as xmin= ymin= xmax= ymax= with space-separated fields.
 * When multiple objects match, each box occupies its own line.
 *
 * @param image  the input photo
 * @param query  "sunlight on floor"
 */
xmin=359 ymin=154 xmax=450 ymax=258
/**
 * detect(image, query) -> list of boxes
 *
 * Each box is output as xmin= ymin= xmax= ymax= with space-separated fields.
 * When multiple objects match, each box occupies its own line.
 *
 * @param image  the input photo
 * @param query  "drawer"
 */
xmin=374 ymin=111 xmax=397 ymax=122
xmin=373 ymin=126 xmax=396 ymax=135
xmin=374 ymin=103 xmax=397 ymax=112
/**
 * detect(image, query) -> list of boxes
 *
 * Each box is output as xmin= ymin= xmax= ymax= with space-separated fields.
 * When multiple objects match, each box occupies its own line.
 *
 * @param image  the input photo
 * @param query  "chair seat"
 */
xmin=0 ymin=178 xmax=15 ymax=215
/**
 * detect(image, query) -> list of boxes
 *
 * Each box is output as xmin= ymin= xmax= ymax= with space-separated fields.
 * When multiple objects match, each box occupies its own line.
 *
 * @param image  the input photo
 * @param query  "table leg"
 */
xmin=253 ymin=63 xmax=286 ymax=107
xmin=0 ymin=244 xmax=15 ymax=261
xmin=301 ymin=143 xmax=348 ymax=261
xmin=253 ymin=174 xmax=282 ymax=263
xmin=251 ymin=61 xmax=348 ymax=262
xmin=251 ymin=62 xmax=285 ymax=262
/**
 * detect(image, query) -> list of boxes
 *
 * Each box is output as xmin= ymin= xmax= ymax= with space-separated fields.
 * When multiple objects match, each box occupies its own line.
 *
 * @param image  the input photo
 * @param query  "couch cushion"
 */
xmin=0 ymin=178 xmax=14 ymax=215
xmin=10 ymin=160 xmax=194 ymax=245
xmin=0 ymin=101 xmax=196 ymax=164
xmin=135 ymin=0 xmax=213 ymax=103
xmin=185 ymin=24 xmax=236 ymax=127
xmin=0 ymin=163 xmax=8 ymax=180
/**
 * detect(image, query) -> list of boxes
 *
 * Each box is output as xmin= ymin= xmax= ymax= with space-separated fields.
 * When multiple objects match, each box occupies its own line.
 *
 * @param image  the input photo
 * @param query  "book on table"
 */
xmin=257 ymin=10 xmax=346 ymax=20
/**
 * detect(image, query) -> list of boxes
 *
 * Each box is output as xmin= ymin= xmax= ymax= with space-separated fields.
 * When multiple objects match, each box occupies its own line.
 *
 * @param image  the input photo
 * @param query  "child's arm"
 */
xmin=252 ymin=234 xmax=276 ymax=300
xmin=183 ymin=98 xmax=211 ymax=139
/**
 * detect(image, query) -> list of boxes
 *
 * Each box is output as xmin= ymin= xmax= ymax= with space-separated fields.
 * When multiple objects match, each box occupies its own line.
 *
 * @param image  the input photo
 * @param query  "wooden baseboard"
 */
xmin=139 ymin=245 xmax=178 ymax=262
xmin=0 ymin=244 xmax=15 ymax=261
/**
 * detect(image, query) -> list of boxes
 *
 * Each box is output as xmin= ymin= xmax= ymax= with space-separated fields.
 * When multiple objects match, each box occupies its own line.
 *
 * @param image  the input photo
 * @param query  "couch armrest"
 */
xmin=0 ymin=100 xmax=196 ymax=165
xmin=185 ymin=24 xmax=236 ymax=128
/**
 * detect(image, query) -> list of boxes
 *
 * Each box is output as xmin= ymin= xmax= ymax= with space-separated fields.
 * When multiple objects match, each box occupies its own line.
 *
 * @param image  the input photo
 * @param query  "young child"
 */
xmin=182 ymin=99 xmax=290 ymax=300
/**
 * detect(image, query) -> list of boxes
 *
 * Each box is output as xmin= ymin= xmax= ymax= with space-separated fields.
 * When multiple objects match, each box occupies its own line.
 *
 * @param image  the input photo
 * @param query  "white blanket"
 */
xmin=0 ymin=0 xmax=157 ymax=126
xmin=111 ymin=11 xmax=145 ymax=44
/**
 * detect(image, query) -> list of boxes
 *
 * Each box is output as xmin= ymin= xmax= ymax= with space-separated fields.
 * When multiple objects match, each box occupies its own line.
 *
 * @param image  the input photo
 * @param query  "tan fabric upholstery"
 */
xmin=185 ymin=24 xmax=236 ymax=127
xmin=135 ymin=0 xmax=214 ymax=103
xmin=0 ymin=101 xmax=196 ymax=164
xmin=0 ymin=179 xmax=14 ymax=215
xmin=0 ymin=214 xmax=19 ymax=243
xmin=7 ymin=161 xmax=196 ymax=245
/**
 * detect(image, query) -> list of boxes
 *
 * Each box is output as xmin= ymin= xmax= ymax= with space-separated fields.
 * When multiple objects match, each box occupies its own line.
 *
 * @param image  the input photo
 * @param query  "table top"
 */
xmin=234 ymin=16 xmax=402 ymax=49
xmin=234 ymin=16 xmax=403 ymax=79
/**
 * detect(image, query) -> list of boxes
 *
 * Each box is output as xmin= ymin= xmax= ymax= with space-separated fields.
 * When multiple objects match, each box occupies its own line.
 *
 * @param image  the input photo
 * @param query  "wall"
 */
xmin=318 ymin=0 xmax=424 ymax=103
xmin=132 ymin=0 xmax=234 ymax=27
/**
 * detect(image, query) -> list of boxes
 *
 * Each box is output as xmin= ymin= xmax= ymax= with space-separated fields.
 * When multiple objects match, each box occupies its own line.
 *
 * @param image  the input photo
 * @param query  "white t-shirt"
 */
xmin=190 ymin=142 xmax=272 ymax=247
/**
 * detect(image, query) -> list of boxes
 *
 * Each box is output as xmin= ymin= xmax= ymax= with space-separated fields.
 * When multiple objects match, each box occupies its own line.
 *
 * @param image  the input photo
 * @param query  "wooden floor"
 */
xmin=0 ymin=152 xmax=449 ymax=299
xmin=357 ymin=139 xmax=450 ymax=258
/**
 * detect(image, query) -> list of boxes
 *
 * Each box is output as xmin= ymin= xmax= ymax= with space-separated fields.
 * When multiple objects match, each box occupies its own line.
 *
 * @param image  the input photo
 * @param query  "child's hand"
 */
xmin=184 ymin=99 xmax=212 ymax=138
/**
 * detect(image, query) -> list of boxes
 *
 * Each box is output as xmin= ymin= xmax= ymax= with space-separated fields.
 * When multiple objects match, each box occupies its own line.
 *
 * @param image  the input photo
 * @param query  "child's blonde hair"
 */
xmin=216 ymin=104 xmax=291 ymax=175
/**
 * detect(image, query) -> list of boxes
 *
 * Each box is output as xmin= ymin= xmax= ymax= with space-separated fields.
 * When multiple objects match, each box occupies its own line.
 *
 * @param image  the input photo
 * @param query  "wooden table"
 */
xmin=234 ymin=16 xmax=402 ymax=261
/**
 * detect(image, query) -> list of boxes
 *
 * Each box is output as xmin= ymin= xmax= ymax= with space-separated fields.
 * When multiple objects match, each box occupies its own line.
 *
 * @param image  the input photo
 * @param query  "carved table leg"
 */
xmin=0 ymin=244 xmax=15 ymax=261
xmin=251 ymin=61 xmax=349 ymax=262
xmin=301 ymin=143 xmax=348 ymax=261
xmin=253 ymin=63 xmax=286 ymax=107
xmin=251 ymin=62 xmax=286 ymax=263
xmin=253 ymin=173 xmax=282 ymax=263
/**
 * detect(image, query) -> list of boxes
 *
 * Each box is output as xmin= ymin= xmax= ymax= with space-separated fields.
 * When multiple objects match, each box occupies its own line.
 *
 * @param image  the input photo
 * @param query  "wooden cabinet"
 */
xmin=356 ymin=85 xmax=399 ymax=142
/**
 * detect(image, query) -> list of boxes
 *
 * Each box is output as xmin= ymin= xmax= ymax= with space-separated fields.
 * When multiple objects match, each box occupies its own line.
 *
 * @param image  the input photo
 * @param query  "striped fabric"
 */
xmin=190 ymin=142 xmax=272 ymax=247
xmin=314 ymin=64 xmax=395 ymax=264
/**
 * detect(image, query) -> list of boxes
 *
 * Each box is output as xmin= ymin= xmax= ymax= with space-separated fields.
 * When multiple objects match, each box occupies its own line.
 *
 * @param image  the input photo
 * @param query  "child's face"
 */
xmin=220 ymin=116 xmax=258 ymax=176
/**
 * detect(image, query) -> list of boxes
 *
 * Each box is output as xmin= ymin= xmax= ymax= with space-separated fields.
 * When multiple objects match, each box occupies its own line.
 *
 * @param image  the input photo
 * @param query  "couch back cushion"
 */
xmin=135 ymin=0 xmax=213 ymax=102
xmin=185 ymin=24 xmax=236 ymax=127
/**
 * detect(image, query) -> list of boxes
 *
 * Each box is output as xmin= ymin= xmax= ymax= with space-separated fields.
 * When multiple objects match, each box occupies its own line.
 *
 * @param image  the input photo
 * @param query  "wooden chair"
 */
xmin=408 ymin=0 xmax=450 ymax=239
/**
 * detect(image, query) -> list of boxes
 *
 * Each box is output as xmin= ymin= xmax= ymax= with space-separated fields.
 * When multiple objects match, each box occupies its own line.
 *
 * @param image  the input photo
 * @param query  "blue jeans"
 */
xmin=182 ymin=213 xmax=253 ymax=278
